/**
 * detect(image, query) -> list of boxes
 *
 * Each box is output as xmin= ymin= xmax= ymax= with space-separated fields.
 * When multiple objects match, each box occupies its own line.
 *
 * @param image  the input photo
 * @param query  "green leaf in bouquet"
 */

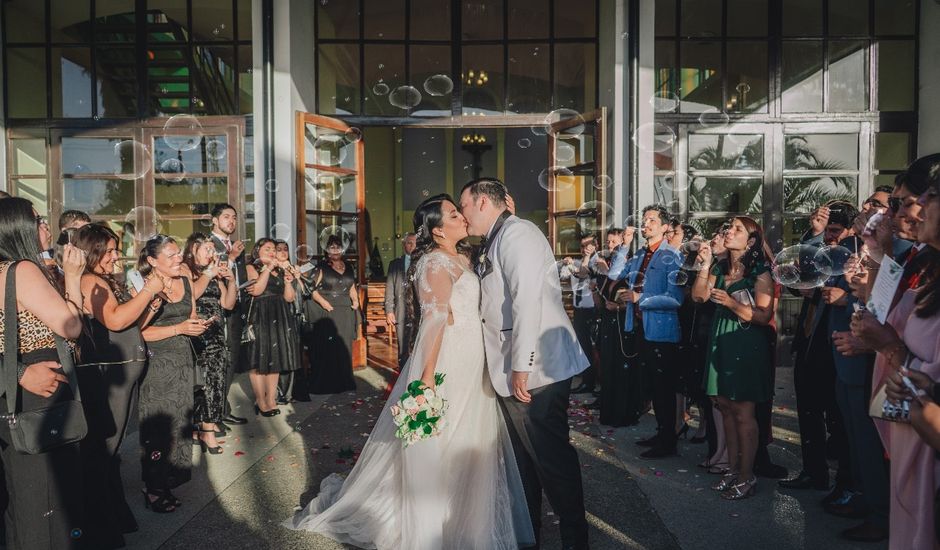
xmin=423 ymin=425 xmax=433 ymax=435
xmin=408 ymin=419 xmax=421 ymax=430
xmin=407 ymin=380 xmax=425 ymax=395
xmin=415 ymin=410 xmax=428 ymax=422
xmin=434 ymin=372 xmax=446 ymax=386
xmin=427 ymin=416 xmax=439 ymax=424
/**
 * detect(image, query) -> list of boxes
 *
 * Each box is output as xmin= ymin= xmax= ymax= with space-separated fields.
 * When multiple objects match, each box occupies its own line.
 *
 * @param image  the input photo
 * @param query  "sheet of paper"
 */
xmin=867 ymin=256 xmax=904 ymax=323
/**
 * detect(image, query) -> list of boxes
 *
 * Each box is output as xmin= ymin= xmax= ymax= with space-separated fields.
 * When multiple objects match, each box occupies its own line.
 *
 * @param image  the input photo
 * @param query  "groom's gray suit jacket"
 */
xmin=479 ymin=215 xmax=589 ymax=397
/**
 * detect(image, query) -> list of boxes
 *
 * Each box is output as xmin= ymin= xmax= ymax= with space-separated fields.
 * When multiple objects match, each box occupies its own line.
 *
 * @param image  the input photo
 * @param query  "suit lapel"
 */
xmin=477 ymin=210 xmax=512 ymax=279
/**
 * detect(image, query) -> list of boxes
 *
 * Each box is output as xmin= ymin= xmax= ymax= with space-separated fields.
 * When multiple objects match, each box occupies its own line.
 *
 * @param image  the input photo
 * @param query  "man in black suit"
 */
xmin=384 ymin=232 xmax=416 ymax=367
xmin=209 ymin=203 xmax=250 ymax=429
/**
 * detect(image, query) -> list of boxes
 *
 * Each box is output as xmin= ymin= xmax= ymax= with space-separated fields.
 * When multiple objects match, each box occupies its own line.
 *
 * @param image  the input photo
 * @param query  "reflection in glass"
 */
xmin=554 ymin=0 xmax=596 ymax=38
xmin=462 ymin=45 xmax=504 ymax=114
xmin=784 ymin=134 xmax=858 ymax=170
xmin=508 ymin=44 xmax=551 ymax=113
xmin=148 ymin=48 xmax=191 ymax=114
xmin=52 ymin=48 xmax=93 ymax=118
xmin=11 ymin=140 xmax=47 ymax=176
xmin=654 ymin=41 xmax=678 ymax=110
xmin=655 ymin=0 xmax=676 ymax=36
xmin=153 ymin=135 xmax=228 ymax=174
xmin=62 ymin=138 xmax=128 ymax=175
xmin=726 ymin=43 xmax=768 ymax=112
xmin=317 ymin=0 xmax=358 ymax=39
xmin=410 ymin=0 xmax=450 ymax=40
xmin=365 ymin=0 xmax=405 ymax=39
xmin=690 ymin=177 xmax=762 ymax=213
xmin=147 ymin=0 xmax=189 ymax=41
xmin=95 ymin=0 xmax=136 ymax=42
xmin=727 ymin=0 xmax=767 ymax=36
xmin=781 ymin=0 xmax=822 ymax=37
xmin=781 ymin=40 xmax=823 ymax=112
xmin=193 ymin=46 xmax=237 ymax=115
xmin=828 ymin=0 xmax=868 ymax=35
xmin=829 ymin=41 xmax=867 ymax=112
xmin=875 ymin=0 xmax=915 ymax=35
xmin=191 ymin=1 xmax=235 ymax=40
xmin=462 ymin=0 xmax=503 ymax=40
xmin=784 ymin=176 xmax=857 ymax=214
xmin=96 ymin=48 xmax=138 ymax=117
xmin=7 ymin=48 xmax=47 ymax=118
xmin=878 ymin=40 xmax=915 ymax=112
xmin=509 ymin=0 xmax=549 ymax=39
xmin=4 ymin=0 xmax=45 ymax=43
xmin=14 ymin=179 xmax=49 ymax=216
xmin=554 ymin=43 xmax=596 ymax=112
xmin=305 ymin=170 xmax=357 ymax=212
xmin=64 ymin=178 xmax=135 ymax=216
xmin=680 ymin=0 xmax=720 ymax=37
xmin=155 ymin=177 xmax=228 ymax=215
xmin=410 ymin=46 xmax=452 ymax=114
xmin=51 ymin=0 xmax=91 ymax=43
xmin=875 ymin=133 xmax=911 ymax=171
xmin=679 ymin=41 xmax=721 ymax=113
xmin=237 ymin=45 xmax=253 ymax=114
xmin=689 ymin=135 xmax=763 ymax=171
xmin=306 ymin=214 xmax=358 ymax=256
xmin=237 ymin=0 xmax=252 ymax=40
xmin=364 ymin=45 xmax=406 ymax=116
xmin=554 ymin=216 xmax=582 ymax=255
xmin=318 ymin=44 xmax=361 ymax=115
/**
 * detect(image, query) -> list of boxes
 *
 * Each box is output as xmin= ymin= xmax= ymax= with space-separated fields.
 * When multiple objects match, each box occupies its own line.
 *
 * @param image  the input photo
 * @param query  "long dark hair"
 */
xmin=403 ymin=194 xmax=472 ymax=353
xmin=74 ymin=224 xmax=127 ymax=301
xmin=250 ymin=237 xmax=276 ymax=269
xmin=915 ymin=171 xmax=940 ymax=317
xmin=717 ymin=216 xmax=772 ymax=278
xmin=0 ymin=197 xmax=58 ymax=288
xmin=137 ymin=234 xmax=177 ymax=278
xmin=183 ymin=232 xmax=211 ymax=278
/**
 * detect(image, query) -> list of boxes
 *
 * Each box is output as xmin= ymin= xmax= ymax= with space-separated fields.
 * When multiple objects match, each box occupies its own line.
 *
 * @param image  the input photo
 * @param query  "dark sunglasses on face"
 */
xmin=864 ymin=198 xmax=887 ymax=209
xmin=36 ymin=215 xmax=48 ymax=226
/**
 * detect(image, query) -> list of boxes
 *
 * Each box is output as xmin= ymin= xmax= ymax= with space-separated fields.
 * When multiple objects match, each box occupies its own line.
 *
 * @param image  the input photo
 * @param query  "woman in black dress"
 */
xmin=308 ymin=235 xmax=359 ymax=394
xmin=245 ymin=238 xmax=299 ymax=416
xmin=74 ymin=224 xmax=164 ymax=546
xmin=183 ymin=233 xmax=237 ymax=454
xmin=0 ymin=198 xmax=86 ymax=550
xmin=138 ymin=235 xmax=208 ymax=512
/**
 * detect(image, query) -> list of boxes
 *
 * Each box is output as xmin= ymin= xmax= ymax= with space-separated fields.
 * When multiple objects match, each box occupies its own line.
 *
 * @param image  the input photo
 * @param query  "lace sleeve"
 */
xmin=403 ymin=252 xmax=462 ymax=384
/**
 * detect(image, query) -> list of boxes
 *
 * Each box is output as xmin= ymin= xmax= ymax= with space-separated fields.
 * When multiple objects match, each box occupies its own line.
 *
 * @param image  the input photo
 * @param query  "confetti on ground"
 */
xmin=266 ymin=455 xmax=275 ymax=462
xmin=234 ymin=451 xmax=245 ymax=457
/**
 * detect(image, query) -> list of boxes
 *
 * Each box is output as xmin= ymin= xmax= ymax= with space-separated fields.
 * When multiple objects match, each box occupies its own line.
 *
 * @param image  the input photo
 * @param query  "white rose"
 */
xmin=401 ymin=396 xmax=418 ymax=410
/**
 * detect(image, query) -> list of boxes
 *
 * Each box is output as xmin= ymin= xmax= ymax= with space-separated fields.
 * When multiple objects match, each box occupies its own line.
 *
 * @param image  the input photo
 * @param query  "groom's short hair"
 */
xmin=461 ymin=178 xmax=507 ymax=207
xmin=642 ymin=204 xmax=671 ymax=225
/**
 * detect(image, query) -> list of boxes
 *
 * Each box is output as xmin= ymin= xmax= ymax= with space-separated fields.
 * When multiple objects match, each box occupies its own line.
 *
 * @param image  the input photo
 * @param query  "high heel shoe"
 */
xmin=141 ymin=490 xmax=176 ymax=513
xmin=721 ymin=476 xmax=757 ymax=500
xmin=196 ymin=428 xmax=224 ymax=455
xmin=254 ymin=405 xmax=279 ymax=417
xmin=712 ymin=471 xmax=738 ymax=492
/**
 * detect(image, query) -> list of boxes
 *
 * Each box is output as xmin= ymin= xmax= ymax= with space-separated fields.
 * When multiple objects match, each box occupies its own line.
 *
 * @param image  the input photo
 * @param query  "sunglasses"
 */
xmin=36 ymin=215 xmax=49 ymax=226
xmin=888 ymin=197 xmax=903 ymax=212
xmin=864 ymin=198 xmax=888 ymax=209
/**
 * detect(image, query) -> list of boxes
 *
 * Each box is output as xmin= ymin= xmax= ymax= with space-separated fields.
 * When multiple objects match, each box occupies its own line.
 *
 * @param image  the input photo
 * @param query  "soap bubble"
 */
xmin=772 ymin=245 xmax=829 ymax=289
xmin=667 ymin=270 xmax=689 ymax=286
xmin=311 ymin=174 xmax=345 ymax=201
xmin=389 ymin=85 xmax=422 ymax=109
xmin=632 ymin=122 xmax=675 ymax=154
xmin=650 ymin=90 xmax=680 ymax=113
xmin=698 ymin=108 xmax=730 ymax=129
xmin=113 ymin=140 xmax=152 ymax=180
xmin=162 ymin=114 xmax=203 ymax=151
xmin=159 ymin=158 xmax=185 ymax=182
xmin=593 ymin=175 xmax=614 ymax=190
xmin=123 ymin=207 xmax=163 ymax=242
xmin=655 ymin=170 xmax=690 ymax=195
xmin=538 ymin=166 xmax=575 ymax=192
xmin=372 ymin=82 xmax=390 ymax=96
xmin=556 ymin=142 xmax=576 ymax=163
xmin=423 ymin=74 xmax=454 ymax=96
xmin=344 ymin=127 xmax=363 ymax=143
xmin=576 ymin=201 xmax=615 ymax=232
xmin=312 ymin=135 xmax=348 ymax=167
xmin=813 ymin=244 xmax=854 ymax=277
xmin=264 ymin=179 xmax=279 ymax=192
xmin=295 ymin=244 xmax=314 ymax=261
xmin=518 ymin=138 xmax=532 ymax=149
xmin=205 ymin=139 xmax=227 ymax=160
xmin=270 ymin=223 xmax=291 ymax=242
xmin=544 ymin=109 xmax=585 ymax=136
xmin=150 ymin=451 xmax=162 ymax=461
xmin=679 ymin=240 xmax=706 ymax=271
xmin=319 ymin=225 xmax=352 ymax=254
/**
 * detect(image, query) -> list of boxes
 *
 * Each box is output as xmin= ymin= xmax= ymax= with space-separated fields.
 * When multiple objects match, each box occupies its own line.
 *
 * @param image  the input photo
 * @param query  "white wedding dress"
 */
xmin=283 ymin=251 xmax=534 ymax=549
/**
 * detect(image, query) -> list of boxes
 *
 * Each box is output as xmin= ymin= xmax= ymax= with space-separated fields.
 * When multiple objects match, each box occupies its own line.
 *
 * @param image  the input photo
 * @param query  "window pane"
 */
xmin=727 ymin=42 xmax=768 ymax=112
xmin=690 ymin=177 xmax=763 ymax=213
xmin=148 ymin=48 xmax=191 ymax=115
xmin=654 ymin=41 xmax=678 ymax=112
xmin=306 ymin=214 xmax=359 ymax=256
xmin=11 ymin=140 xmax=47 ymax=175
xmin=784 ymin=176 xmax=857 ymax=214
xmin=410 ymin=45 xmax=452 ymax=115
xmin=727 ymin=0 xmax=767 ymax=37
xmin=96 ymin=47 xmax=138 ymax=117
xmin=305 ymin=125 xmax=358 ymax=172
xmin=875 ymin=132 xmax=911 ymax=170
xmin=364 ymin=0 xmax=405 ymax=39
xmin=237 ymin=45 xmax=253 ymax=114
xmin=554 ymin=0 xmax=595 ymax=38
xmin=7 ymin=48 xmax=47 ymax=118
xmin=364 ymin=45 xmax=406 ymax=116
xmin=508 ymin=44 xmax=551 ymax=113
xmin=317 ymin=0 xmax=359 ymax=39
xmin=4 ymin=0 xmax=45 ymax=43
xmin=64 ymin=178 xmax=135 ymax=216
xmin=410 ymin=0 xmax=450 ymax=40
xmin=781 ymin=40 xmax=823 ymax=112
xmin=191 ymin=0 xmax=235 ymax=40
xmin=680 ymin=0 xmax=720 ymax=37
xmin=13 ymin=179 xmax=49 ymax=216
xmin=463 ymin=0 xmax=503 ymax=40
xmin=656 ymin=0 xmax=676 ymax=37
xmin=555 ymin=43 xmax=595 ymax=111
xmin=784 ymin=134 xmax=858 ymax=170
xmin=154 ymin=135 xmax=229 ymax=174
xmin=193 ymin=46 xmax=237 ymax=115
xmin=689 ymin=135 xmax=764 ymax=171
xmin=782 ymin=0 xmax=822 ymax=36
xmin=148 ymin=0 xmax=189 ymax=42
xmin=828 ymin=0 xmax=868 ymax=36
xmin=318 ymin=44 xmax=361 ymax=115
xmin=679 ymin=41 xmax=721 ymax=112
xmin=51 ymin=0 xmax=91 ymax=43
xmin=878 ymin=40 xmax=915 ymax=112
xmin=828 ymin=40 xmax=867 ymax=112
xmin=509 ymin=0 xmax=549 ymax=39
xmin=51 ymin=48 xmax=93 ymax=118
xmin=156 ymin=177 xmax=228 ymax=216
xmin=62 ymin=137 xmax=131 ymax=174
xmin=554 ymin=216 xmax=582 ymax=255
xmin=95 ymin=0 xmax=136 ymax=43
xmin=462 ymin=45 xmax=504 ymax=113
xmin=875 ymin=0 xmax=915 ymax=35
xmin=237 ymin=0 xmax=252 ymax=41
xmin=304 ymin=170 xmax=357 ymax=213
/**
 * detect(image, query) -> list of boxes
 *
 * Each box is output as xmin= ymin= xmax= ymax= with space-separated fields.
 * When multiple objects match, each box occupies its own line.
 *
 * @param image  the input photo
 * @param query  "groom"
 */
xmin=459 ymin=178 xmax=590 ymax=550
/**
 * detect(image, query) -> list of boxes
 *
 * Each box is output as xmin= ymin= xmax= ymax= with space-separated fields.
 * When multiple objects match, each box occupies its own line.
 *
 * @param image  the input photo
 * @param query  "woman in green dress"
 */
xmin=692 ymin=216 xmax=776 ymax=501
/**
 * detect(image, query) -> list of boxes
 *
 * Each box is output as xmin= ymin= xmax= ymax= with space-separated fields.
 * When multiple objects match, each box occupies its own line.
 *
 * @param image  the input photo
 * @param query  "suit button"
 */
xmin=481 ymin=319 xmax=485 ymax=323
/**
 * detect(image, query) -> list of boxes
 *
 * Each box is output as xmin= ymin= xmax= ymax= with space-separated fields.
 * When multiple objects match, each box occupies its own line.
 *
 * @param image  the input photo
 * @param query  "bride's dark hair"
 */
xmin=403 ymin=193 xmax=473 ymax=355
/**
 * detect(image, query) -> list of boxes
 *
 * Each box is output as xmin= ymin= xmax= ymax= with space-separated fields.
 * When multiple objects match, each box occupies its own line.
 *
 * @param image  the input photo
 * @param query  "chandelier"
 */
xmin=462 ymin=69 xmax=489 ymax=87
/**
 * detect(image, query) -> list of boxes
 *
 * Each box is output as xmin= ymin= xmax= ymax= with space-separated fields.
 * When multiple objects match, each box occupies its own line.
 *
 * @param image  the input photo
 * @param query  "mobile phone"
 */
xmin=126 ymin=269 xmax=145 ymax=292
xmin=299 ymin=262 xmax=316 ymax=274
xmin=237 ymin=280 xmax=256 ymax=291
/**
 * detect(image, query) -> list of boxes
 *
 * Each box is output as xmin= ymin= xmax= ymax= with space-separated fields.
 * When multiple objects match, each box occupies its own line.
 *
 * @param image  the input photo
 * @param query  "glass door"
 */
xmin=295 ymin=113 xmax=366 ymax=283
xmin=545 ymin=108 xmax=607 ymax=256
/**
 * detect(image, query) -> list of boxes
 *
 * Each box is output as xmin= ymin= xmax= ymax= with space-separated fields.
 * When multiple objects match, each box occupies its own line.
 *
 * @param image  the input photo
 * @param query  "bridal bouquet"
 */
xmin=390 ymin=373 xmax=448 ymax=447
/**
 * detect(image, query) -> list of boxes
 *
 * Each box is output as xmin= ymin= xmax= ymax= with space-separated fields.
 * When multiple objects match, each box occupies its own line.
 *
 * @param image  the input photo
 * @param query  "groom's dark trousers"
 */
xmin=499 ymin=378 xmax=589 ymax=549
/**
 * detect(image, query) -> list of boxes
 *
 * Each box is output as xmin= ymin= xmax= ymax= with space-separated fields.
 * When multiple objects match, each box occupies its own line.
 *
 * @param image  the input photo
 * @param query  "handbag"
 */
xmin=240 ymin=297 xmax=256 ymax=344
xmin=3 ymin=261 xmax=88 ymax=455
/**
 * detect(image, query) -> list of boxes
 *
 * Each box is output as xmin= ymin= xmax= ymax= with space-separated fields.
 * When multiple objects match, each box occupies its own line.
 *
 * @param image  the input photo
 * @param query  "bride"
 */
xmin=283 ymin=194 xmax=534 ymax=549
